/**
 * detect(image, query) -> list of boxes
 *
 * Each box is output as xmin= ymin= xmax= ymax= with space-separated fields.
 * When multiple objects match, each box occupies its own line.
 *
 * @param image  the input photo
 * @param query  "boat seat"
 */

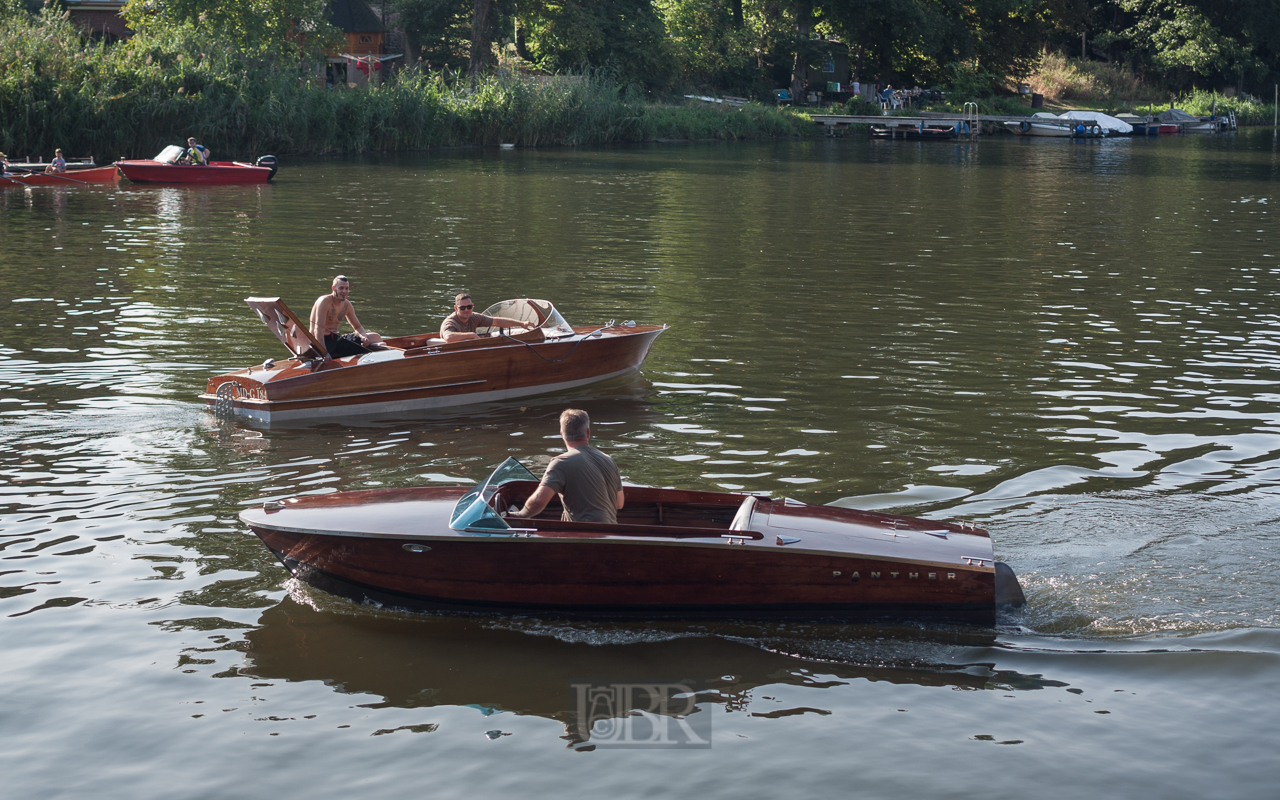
xmin=728 ymin=495 xmax=758 ymax=532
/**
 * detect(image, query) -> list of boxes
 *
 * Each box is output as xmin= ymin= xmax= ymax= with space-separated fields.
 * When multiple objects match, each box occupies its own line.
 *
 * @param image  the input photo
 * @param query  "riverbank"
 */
xmin=0 ymin=13 xmax=813 ymax=161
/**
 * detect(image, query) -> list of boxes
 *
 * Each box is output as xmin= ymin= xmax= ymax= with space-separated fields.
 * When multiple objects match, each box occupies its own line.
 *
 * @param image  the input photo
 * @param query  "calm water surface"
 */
xmin=3 ymin=132 xmax=1280 ymax=798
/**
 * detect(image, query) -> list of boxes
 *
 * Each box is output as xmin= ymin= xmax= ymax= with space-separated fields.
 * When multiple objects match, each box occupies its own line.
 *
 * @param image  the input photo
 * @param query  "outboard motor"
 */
xmin=255 ymin=155 xmax=278 ymax=180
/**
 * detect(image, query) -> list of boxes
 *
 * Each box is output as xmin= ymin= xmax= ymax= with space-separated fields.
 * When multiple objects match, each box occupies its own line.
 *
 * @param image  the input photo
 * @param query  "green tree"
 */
xmin=519 ymin=0 xmax=677 ymax=90
xmin=121 ymin=0 xmax=340 ymax=58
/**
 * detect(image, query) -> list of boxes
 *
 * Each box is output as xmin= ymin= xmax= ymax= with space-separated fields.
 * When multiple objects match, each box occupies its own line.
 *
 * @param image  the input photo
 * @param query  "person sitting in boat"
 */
xmin=45 ymin=149 xmax=66 ymax=174
xmin=508 ymin=409 xmax=625 ymax=524
xmin=181 ymin=137 xmax=210 ymax=165
xmin=309 ymin=274 xmax=383 ymax=360
xmin=0 ymin=152 xmax=9 ymax=176
xmin=439 ymin=293 xmax=535 ymax=342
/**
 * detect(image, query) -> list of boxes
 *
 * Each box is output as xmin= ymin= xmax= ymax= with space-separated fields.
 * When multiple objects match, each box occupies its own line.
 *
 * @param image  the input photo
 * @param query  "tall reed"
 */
xmin=0 ymin=11 xmax=811 ymax=160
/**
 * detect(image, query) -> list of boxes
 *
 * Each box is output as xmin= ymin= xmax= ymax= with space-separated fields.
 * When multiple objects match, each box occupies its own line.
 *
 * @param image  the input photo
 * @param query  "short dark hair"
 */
xmin=454 ymin=293 xmax=472 ymax=305
xmin=560 ymin=409 xmax=590 ymax=441
xmin=333 ymin=274 xmax=350 ymax=287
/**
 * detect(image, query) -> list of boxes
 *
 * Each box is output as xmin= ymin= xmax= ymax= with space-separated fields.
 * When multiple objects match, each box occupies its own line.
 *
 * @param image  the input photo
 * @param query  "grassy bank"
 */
xmin=0 ymin=11 xmax=813 ymax=161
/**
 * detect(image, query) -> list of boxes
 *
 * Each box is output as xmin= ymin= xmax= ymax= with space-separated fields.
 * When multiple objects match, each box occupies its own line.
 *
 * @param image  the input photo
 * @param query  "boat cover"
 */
xmin=1058 ymin=110 xmax=1133 ymax=134
xmin=1158 ymin=108 xmax=1200 ymax=123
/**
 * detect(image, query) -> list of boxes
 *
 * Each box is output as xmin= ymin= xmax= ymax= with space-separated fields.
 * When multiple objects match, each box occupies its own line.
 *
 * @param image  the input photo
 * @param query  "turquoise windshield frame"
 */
xmin=448 ymin=457 xmax=539 ymax=533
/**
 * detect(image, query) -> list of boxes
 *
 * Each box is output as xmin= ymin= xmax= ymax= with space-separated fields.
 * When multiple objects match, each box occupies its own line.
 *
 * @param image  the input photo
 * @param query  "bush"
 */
xmin=844 ymin=95 xmax=883 ymax=116
xmin=1027 ymin=51 xmax=1166 ymax=105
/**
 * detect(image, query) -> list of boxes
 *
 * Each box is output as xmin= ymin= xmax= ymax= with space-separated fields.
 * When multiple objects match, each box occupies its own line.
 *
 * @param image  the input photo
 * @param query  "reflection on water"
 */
xmin=239 ymin=595 xmax=1011 ymax=747
xmin=3 ymin=133 xmax=1280 ymax=797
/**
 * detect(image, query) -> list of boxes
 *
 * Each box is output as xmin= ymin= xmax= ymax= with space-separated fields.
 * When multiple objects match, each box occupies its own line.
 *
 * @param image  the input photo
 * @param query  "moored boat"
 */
xmin=241 ymin=458 xmax=1026 ymax=624
xmin=0 ymin=165 xmax=120 ymax=187
xmin=204 ymin=297 xmax=667 ymax=423
xmin=116 ymin=145 xmax=277 ymax=184
xmin=870 ymin=124 xmax=959 ymax=141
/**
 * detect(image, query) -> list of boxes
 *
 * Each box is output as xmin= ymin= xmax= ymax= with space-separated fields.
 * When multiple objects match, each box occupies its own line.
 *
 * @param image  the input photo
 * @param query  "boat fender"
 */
xmin=1019 ymin=120 xmax=1030 ymax=133
xmin=255 ymin=155 xmax=278 ymax=179
xmin=994 ymin=561 xmax=1026 ymax=608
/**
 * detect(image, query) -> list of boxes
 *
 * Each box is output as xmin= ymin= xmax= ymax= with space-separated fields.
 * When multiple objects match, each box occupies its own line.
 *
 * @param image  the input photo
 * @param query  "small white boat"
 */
xmin=1006 ymin=113 xmax=1073 ymax=137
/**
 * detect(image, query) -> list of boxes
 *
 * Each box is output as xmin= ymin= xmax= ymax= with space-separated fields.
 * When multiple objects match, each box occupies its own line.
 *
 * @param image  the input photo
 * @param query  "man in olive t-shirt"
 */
xmin=508 ymin=409 xmax=624 ymax=524
xmin=440 ymin=292 xmax=535 ymax=342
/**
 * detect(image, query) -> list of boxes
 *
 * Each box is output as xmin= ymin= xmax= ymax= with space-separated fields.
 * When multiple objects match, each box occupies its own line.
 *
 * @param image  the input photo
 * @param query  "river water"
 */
xmin=2 ymin=132 xmax=1279 ymax=798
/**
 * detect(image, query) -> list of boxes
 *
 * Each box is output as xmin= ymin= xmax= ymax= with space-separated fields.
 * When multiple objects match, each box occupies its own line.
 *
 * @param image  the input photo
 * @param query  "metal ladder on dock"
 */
xmin=962 ymin=102 xmax=979 ymax=136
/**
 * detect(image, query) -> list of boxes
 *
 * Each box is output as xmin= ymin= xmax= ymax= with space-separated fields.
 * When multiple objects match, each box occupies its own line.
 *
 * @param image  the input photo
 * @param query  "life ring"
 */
xmin=1019 ymin=120 xmax=1030 ymax=133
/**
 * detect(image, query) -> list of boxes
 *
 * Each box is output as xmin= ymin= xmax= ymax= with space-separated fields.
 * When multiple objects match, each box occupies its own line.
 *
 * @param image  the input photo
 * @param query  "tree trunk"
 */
xmin=790 ymin=1 xmax=812 ymax=101
xmin=469 ymin=0 xmax=496 ymax=77
xmin=731 ymin=0 xmax=743 ymax=28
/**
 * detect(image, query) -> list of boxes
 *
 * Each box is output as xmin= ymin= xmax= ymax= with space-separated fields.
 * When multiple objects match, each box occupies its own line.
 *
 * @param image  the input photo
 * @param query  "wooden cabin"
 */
xmin=64 ymin=0 xmax=131 ymax=42
xmin=325 ymin=0 xmax=386 ymax=87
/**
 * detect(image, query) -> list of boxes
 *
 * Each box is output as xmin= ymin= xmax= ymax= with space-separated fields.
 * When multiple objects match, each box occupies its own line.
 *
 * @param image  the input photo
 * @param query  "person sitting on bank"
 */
xmin=45 ymin=149 xmax=66 ymax=174
xmin=182 ymin=137 xmax=210 ymax=165
xmin=508 ymin=409 xmax=624 ymax=524
xmin=309 ymin=274 xmax=382 ymax=360
xmin=440 ymin=293 xmax=535 ymax=342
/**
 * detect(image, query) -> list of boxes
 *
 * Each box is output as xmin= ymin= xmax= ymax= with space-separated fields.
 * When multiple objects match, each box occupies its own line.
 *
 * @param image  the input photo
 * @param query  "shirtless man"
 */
xmin=440 ymin=293 xmax=535 ymax=342
xmin=309 ymin=275 xmax=381 ymax=359
xmin=508 ymin=409 xmax=624 ymax=524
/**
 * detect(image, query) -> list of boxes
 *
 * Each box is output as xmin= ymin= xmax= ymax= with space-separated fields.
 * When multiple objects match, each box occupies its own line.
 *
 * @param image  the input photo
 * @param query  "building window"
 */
xmin=822 ymin=57 xmax=835 ymax=74
xmin=359 ymin=35 xmax=373 ymax=44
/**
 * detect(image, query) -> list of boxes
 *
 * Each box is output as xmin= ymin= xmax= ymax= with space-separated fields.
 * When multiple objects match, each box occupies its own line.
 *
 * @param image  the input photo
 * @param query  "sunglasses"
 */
xmin=457 ymin=304 xmax=474 ymax=310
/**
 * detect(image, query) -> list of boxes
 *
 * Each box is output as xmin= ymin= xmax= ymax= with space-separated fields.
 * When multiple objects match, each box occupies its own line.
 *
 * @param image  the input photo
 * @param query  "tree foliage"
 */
xmin=121 ymin=0 xmax=341 ymax=59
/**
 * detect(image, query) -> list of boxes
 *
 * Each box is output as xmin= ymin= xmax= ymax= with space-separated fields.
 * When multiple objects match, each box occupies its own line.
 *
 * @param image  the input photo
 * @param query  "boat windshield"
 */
xmin=448 ymin=457 xmax=539 ymax=532
xmin=478 ymin=299 xmax=574 ymax=338
xmin=153 ymin=145 xmax=185 ymax=164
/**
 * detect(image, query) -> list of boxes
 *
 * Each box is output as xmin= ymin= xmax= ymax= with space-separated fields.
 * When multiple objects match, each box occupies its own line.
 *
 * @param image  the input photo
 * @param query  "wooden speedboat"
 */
xmin=116 ymin=145 xmax=277 ymax=184
xmin=203 ymin=297 xmax=667 ymax=423
xmin=0 ymin=165 xmax=120 ymax=187
xmin=240 ymin=458 xmax=1026 ymax=624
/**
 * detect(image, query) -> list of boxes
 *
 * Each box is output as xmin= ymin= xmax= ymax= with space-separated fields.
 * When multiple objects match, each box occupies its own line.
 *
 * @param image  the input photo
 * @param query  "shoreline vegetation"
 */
xmin=2 ymin=11 xmax=1278 ymax=162
xmin=0 ymin=11 xmax=811 ymax=161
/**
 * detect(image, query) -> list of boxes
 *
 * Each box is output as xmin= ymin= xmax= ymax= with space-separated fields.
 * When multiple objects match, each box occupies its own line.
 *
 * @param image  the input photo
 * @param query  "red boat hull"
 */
xmin=115 ymin=159 xmax=273 ymax=184
xmin=0 ymin=165 xmax=120 ymax=187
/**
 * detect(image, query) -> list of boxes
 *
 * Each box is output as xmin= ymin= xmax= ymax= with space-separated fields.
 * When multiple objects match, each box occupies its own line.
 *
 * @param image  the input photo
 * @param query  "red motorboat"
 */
xmin=115 ymin=145 xmax=277 ymax=184
xmin=0 ymin=165 xmax=120 ymax=187
xmin=240 ymin=458 xmax=1026 ymax=624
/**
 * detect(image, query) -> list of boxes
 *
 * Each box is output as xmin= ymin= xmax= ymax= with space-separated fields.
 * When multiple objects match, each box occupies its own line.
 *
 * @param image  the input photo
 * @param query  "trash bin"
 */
xmin=1030 ymin=93 xmax=1044 ymax=108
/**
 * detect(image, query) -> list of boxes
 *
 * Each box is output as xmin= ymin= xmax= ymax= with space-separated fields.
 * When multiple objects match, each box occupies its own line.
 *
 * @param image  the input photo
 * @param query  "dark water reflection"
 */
xmin=3 ymin=132 xmax=1280 ymax=798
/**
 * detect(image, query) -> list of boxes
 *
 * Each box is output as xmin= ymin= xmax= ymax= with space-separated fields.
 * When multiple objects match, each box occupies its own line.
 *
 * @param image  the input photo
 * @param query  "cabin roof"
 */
xmin=326 ymin=0 xmax=385 ymax=33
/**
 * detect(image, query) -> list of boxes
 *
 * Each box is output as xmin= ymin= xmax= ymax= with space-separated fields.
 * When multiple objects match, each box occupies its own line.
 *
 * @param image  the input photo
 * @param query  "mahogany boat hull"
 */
xmin=203 ymin=324 xmax=667 ymax=423
xmin=0 ymin=165 xmax=120 ymax=187
xmin=241 ymin=483 xmax=1010 ymax=624
xmin=115 ymin=159 xmax=273 ymax=184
